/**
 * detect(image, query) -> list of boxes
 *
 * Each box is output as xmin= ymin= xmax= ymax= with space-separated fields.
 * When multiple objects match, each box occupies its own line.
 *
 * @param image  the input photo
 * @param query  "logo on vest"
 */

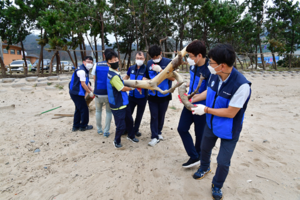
xmin=191 ymin=66 xmax=194 ymax=70
xmin=131 ymin=70 xmax=134 ymax=74
xmin=149 ymin=66 xmax=152 ymax=70
xmin=108 ymin=74 xmax=112 ymax=78
xmin=223 ymin=91 xmax=231 ymax=96
xmin=211 ymin=81 xmax=215 ymax=87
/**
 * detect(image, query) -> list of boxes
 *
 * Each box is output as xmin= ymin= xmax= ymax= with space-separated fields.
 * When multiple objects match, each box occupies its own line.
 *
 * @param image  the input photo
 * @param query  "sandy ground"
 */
xmin=0 ymin=71 xmax=300 ymax=200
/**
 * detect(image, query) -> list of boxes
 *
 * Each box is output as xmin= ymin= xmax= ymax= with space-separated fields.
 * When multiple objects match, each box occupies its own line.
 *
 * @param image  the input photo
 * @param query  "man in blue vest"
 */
xmin=147 ymin=45 xmax=175 ymax=146
xmin=91 ymin=49 xmax=113 ymax=137
xmin=123 ymin=51 xmax=148 ymax=137
xmin=69 ymin=56 xmax=95 ymax=132
xmin=177 ymin=40 xmax=211 ymax=168
xmin=106 ymin=50 xmax=139 ymax=149
xmin=191 ymin=44 xmax=251 ymax=200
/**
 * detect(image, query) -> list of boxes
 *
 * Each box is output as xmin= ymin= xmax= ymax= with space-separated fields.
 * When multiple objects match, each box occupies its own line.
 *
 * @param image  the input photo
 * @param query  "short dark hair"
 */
xmin=104 ymin=49 xmax=114 ymax=58
xmin=148 ymin=45 xmax=161 ymax=58
xmin=105 ymin=50 xmax=118 ymax=61
xmin=83 ymin=56 xmax=93 ymax=61
xmin=208 ymin=44 xmax=236 ymax=67
xmin=186 ymin=40 xmax=206 ymax=58
xmin=136 ymin=51 xmax=145 ymax=57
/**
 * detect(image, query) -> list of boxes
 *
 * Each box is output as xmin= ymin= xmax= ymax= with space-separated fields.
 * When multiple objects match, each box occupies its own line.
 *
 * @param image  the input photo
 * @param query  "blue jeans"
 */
xmin=200 ymin=125 xmax=240 ymax=188
xmin=95 ymin=96 xmax=112 ymax=134
xmin=177 ymin=107 xmax=206 ymax=160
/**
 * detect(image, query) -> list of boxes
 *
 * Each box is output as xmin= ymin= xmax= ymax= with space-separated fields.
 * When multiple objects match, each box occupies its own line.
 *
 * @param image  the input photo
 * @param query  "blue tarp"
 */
xmin=257 ymin=56 xmax=279 ymax=64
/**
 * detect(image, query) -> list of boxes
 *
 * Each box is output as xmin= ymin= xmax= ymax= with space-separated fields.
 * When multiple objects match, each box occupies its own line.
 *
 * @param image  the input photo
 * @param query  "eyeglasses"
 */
xmin=208 ymin=61 xmax=218 ymax=65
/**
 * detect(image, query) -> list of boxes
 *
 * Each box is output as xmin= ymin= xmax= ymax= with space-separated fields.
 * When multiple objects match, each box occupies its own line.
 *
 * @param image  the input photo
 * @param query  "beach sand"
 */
xmin=0 ymin=72 xmax=300 ymax=199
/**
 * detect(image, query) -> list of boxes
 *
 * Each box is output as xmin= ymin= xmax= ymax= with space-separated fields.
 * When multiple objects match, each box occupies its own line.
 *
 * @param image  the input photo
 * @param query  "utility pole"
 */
xmin=0 ymin=37 xmax=3 ymax=62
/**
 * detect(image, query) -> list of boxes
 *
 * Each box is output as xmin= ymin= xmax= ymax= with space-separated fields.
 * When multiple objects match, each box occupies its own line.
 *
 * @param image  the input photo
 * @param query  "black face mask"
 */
xmin=110 ymin=61 xmax=119 ymax=70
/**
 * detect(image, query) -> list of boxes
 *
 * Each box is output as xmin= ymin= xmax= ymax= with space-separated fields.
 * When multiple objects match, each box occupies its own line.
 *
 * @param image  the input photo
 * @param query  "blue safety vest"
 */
xmin=107 ymin=70 xmax=129 ymax=109
xmin=129 ymin=64 xmax=148 ymax=98
xmin=94 ymin=61 xmax=109 ymax=95
xmin=69 ymin=64 xmax=89 ymax=96
xmin=147 ymin=57 xmax=172 ymax=97
xmin=188 ymin=58 xmax=211 ymax=105
xmin=206 ymin=67 xmax=251 ymax=139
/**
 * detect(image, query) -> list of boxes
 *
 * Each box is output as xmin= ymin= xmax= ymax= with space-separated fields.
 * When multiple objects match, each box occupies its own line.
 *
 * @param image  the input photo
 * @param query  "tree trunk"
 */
xmin=99 ymin=13 xmax=105 ymax=59
xmin=20 ymin=40 xmax=28 ymax=76
xmin=0 ymin=57 xmax=6 ymax=77
xmin=113 ymin=0 xmax=121 ymax=62
xmin=67 ymin=50 xmax=76 ymax=68
xmin=289 ymin=28 xmax=294 ymax=70
xmin=236 ymin=55 xmax=244 ymax=70
xmin=94 ymin=36 xmax=98 ymax=62
xmin=79 ymin=42 xmax=84 ymax=61
xmin=73 ymin=51 xmax=78 ymax=68
xmin=37 ymin=44 xmax=44 ymax=76
xmin=82 ymin=41 xmax=87 ymax=58
xmin=49 ymin=50 xmax=57 ymax=74
xmin=258 ymin=34 xmax=265 ymax=70
xmin=255 ymin=45 xmax=258 ymax=70
xmin=86 ymin=34 xmax=96 ymax=58
xmin=271 ymin=52 xmax=277 ymax=70
xmin=56 ymin=51 xmax=60 ymax=74
xmin=127 ymin=36 xmax=133 ymax=70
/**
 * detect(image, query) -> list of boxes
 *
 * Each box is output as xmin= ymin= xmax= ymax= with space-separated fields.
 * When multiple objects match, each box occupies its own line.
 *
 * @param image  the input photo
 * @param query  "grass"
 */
xmin=47 ymin=82 xmax=52 ymax=86
xmin=55 ymin=84 xmax=64 ymax=90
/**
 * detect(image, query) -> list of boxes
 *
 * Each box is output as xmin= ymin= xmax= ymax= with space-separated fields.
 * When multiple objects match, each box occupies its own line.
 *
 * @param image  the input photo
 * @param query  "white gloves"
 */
xmin=89 ymin=92 xmax=95 ymax=98
xmin=191 ymin=104 xmax=206 ymax=116
xmin=152 ymin=64 xmax=162 ymax=72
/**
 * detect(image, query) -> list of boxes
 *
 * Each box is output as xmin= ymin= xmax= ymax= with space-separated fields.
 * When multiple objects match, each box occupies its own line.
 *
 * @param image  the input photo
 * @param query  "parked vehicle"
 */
xmin=53 ymin=61 xmax=73 ymax=72
xmin=8 ymin=60 xmax=32 ymax=72
xmin=31 ymin=59 xmax=51 ymax=71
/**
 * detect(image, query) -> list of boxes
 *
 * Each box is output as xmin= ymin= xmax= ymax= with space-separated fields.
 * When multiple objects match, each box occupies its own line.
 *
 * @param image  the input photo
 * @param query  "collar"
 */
xmin=218 ymin=72 xmax=231 ymax=83
xmin=109 ymin=67 xmax=120 ymax=75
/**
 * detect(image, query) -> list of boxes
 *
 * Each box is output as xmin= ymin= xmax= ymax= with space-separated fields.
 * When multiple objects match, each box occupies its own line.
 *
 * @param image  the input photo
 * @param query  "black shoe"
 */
xmin=80 ymin=125 xmax=93 ymax=131
xmin=122 ymin=130 xmax=128 ymax=135
xmin=72 ymin=127 xmax=80 ymax=132
xmin=127 ymin=137 xmax=139 ymax=143
xmin=212 ymin=184 xmax=223 ymax=200
xmin=182 ymin=157 xmax=200 ymax=168
xmin=135 ymin=132 xmax=142 ymax=137
xmin=113 ymin=140 xmax=123 ymax=148
xmin=193 ymin=167 xmax=211 ymax=179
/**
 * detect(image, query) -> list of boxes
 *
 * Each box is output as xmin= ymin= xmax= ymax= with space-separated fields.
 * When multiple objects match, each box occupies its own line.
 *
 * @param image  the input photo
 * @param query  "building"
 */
xmin=2 ymin=41 xmax=38 ymax=66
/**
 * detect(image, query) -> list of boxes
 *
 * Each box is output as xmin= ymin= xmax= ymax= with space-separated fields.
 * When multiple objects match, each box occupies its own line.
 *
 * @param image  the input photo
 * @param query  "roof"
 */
xmin=27 ymin=54 xmax=39 ymax=58
xmin=2 ymin=43 xmax=22 ymax=49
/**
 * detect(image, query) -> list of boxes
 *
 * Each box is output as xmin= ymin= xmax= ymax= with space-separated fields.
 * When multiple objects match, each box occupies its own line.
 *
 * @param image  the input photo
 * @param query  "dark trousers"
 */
xmin=70 ymin=93 xmax=89 ymax=128
xmin=111 ymin=106 xmax=134 ymax=144
xmin=129 ymin=96 xmax=147 ymax=133
xmin=200 ymin=125 xmax=239 ymax=188
xmin=177 ymin=107 xmax=206 ymax=160
xmin=148 ymin=100 xmax=169 ymax=139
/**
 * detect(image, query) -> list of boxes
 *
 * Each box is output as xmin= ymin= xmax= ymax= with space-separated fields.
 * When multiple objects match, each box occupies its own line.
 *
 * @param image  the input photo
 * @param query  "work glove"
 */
xmin=178 ymin=93 xmax=191 ymax=103
xmin=89 ymin=92 xmax=95 ymax=98
xmin=191 ymin=104 xmax=206 ymax=116
xmin=152 ymin=64 xmax=162 ymax=72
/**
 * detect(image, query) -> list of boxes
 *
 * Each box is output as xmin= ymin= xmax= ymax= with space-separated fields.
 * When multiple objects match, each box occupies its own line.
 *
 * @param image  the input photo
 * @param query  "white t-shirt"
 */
xmin=216 ymin=74 xmax=250 ymax=108
xmin=91 ymin=64 xmax=97 ymax=76
xmin=76 ymin=70 xmax=86 ymax=82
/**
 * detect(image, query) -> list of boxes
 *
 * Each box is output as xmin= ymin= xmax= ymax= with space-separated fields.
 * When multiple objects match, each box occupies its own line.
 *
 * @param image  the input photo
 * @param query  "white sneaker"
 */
xmin=148 ymin=138 xmax=160 ymax=147
xmin=158 ymin=134 xmax=163 ymax=140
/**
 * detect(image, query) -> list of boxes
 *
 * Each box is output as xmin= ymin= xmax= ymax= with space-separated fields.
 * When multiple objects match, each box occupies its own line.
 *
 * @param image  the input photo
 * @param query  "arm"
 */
xmin=123 ymin=75 xmax=130 ymax=80
xmin=167 ymin=77 xmax=175 ymax=81
xmin=205 ymin=106 xmax=241 ymax=119
xmin=191 ymin=90 xmax=207 ymax=103
xmin=111 ymin=75 xmax=132 ymax=92
xmin=121 ymin=86 xmax=133 ymax=91
xmin=80 ymin=81 xmax=92 ymax=93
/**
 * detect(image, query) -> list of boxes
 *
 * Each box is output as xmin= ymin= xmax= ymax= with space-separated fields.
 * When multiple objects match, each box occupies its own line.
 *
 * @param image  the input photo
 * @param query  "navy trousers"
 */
xmin=129 ymin=96 xmax=147 ymax=133
xmin=111 ymin=106 xmax=134 ymax=144
xmin=177 ymin=107 xmax=206 ymax=160
xmin=70 ymin=93 xmax=89 ymax=128
xmin=200 ymin=125 xmax=239 ymax=188
xmin=148 ymin=100 xmax=169 ymax=139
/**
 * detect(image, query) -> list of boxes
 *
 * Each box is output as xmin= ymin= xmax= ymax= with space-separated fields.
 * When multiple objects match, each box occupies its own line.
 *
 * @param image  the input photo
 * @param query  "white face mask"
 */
xmin=152 ymin=57 xmax=161 ymax=63
xmin=136 ymin=60 xmax=144 ymax=66
xmin=187 ymin=57 xmax=195 ymax=66
xmin=85 ymin=63 xmax=93 ymax=70
xmin=208 ymin=64 xmax=221 ymax=75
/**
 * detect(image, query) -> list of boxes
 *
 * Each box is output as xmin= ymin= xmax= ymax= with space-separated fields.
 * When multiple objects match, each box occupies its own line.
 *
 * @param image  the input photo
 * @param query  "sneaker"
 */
xmin=104 ymin=132 xmax=110 ymax=137
xmin=148 ymin=138 xmax=160 ymax=147
xmin=135 ymin=132 xmax=142 ymax=137
xmin=193 ymin=167 xmax=211 ymax=180
xmin=182 ymin=157 xmax=200 ymax=168
xmin=212 ymin=184 xmax=223 ymax=200
xmin=158 ymin=134 xmax=163 ymax=140
xmin=127 ymin=137 xmax=139 ymax=143
xmin=113 ymin=140 xmax=123 ymax=149
xmin=80 ymin=125 xmax=93 ymax=131
xmin=97 ymin=130 xmax=103 ymax=135
xmin=72 ymin=127 xmax=79 ymax=132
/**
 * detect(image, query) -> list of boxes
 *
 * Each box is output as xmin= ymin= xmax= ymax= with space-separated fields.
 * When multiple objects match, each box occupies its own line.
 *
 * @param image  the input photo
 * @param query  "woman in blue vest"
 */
xmin=106 ymin=50 xmax=139 ymax=149
xmin=177 ymin=40 xmax=211 ymax=168
xmin=191 ymin=44 xmax=251 ymax=200
xmin=91 ymin=49 xmax=113 ymax=137
xmin=146 ymin=45 xmax=175 ymax=147
xmin=69 ymin=56 xmax=95 ymax=132
xmin=123 ymin=51 xmax=148 ymax=137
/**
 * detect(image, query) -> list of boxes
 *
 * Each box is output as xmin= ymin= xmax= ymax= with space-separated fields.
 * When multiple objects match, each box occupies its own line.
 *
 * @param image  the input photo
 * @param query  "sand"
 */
xmin=0 ymin=71 xmax=300 ymax=200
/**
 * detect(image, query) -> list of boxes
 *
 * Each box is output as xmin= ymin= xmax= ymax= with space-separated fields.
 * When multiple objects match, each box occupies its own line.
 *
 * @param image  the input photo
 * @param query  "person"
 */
xmin=69 ymin=56 xmax=95 ymax=132
xmin=123 ymin=51 xmax=148 ymax=137
xmin=91 ymin=49 xmax=113 ymax=137
xmin=106 ymin=50 xmax=139 ymax=148
xmin=146 ymin=45 xmax=175 ymax=146
xmin=190 ymin=44 xmax=251 ymax=200
xmin=177 ymin=40 xmax=211 ymax=168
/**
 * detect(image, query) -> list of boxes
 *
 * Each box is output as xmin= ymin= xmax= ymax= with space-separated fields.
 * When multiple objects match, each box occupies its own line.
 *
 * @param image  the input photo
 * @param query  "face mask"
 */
xmin=208 ymin=64 xmax=221 ymax=75
xmin=110 ymin=61 xmax=119 ymax=70
xmin=187 ymin=57 xmax=195 ymax=66
xmin=152 ymin=57 xmax=161 ymax=63
xmin=85 ymin=63 xmax=93 ymax=70
xmin=136 ymin=60 xmax=144 ymax=66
